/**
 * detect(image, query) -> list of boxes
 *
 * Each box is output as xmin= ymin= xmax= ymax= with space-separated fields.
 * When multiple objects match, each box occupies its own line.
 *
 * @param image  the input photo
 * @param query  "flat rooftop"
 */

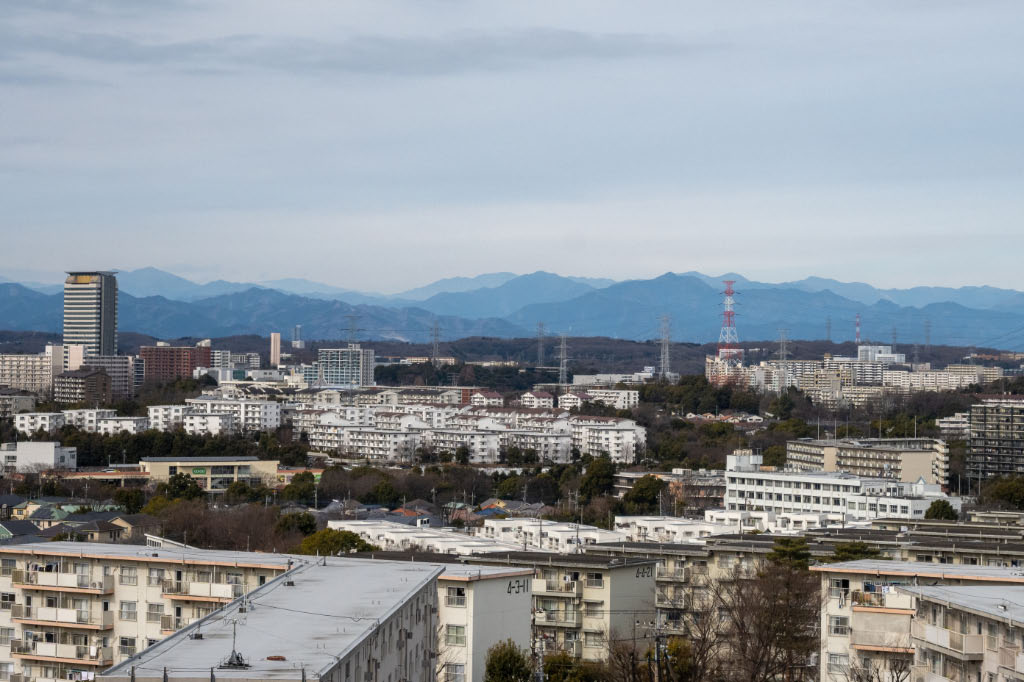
xmin=813 ymin=559 xmax=1024 ymax=582
xmin=100 ymin=557 xmax=442 ymax=681
xmin=900 ymin=585 xmax=1024 ymax=624
xmin=0 ymin=542 xmax=297 ymax=570
xmin=140 ymin=456 xmax=261 ymax=462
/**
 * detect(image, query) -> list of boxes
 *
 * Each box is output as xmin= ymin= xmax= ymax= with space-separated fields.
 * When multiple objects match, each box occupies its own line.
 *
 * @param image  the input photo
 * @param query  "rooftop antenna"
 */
xmin=658 ymin=315 xmax=671 ymax=381
xmin=219 ymin=618 xmax=249 ymax=669
xmin=536 ymin=323 xmax=546 ymax=367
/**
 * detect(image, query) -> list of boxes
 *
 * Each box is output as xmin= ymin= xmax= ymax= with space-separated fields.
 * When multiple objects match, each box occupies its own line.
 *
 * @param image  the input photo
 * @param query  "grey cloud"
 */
xmin=0 ymin=27 xmax=696 ymax=77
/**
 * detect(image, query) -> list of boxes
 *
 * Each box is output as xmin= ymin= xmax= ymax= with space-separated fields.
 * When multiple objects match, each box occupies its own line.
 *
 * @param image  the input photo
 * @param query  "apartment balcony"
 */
xmin=160 ymin=614 xmax=195 ymax=633
xmin=911 ymin=622 xmax=985 ymax=660
xmin=11 ymin=570 xmax=113 ymax=594
xmin=536 ymin=610 xmax=580 ymax=627
xmin=11 ymin=604 xmax=113 ymax=630
xmin=911 ymin=665 xmax=962 ymax=682
xmin=10 ymin=640 xmax=113 ymax=665
xmin=851 ymin=590 xmax=914 ymax=611
xmin=655 ymin=566 xmax=689 ymax=582
xmin=162 ymin=579 xmax=243 ymax=602
xmin=850 ymin=629 xmax=914 ymax=652
xmin=532 ymin=578 xmax=582 ymax=597
xmin=998 ymin=646 xmax=1024 ymax=675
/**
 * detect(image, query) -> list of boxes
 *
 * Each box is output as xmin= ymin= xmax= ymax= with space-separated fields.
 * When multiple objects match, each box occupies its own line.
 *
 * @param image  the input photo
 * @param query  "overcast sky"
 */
xmin=2 ymin=1 xmax=1023 ymax=293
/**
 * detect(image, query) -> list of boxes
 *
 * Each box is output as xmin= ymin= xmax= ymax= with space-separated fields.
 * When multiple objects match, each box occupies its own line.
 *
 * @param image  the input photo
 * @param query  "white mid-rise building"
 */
xmin=612 ymin=516 xmax=736 ymax=543
xmin=14 ymin=412 xmax=65 ymax=435
xmin=0 ymin=441 xmax=77 ymax=473
xmin=328 ymin=520 xmax=526 ymax=555
xmin=475 ymin=519 xmax=628 ymax=552
xmin=184 ymin=397 xmax=281 ymax=432
xmin=181 ymin=412 xmax=237 ymax=436
xmin=724 ymin=451 xmax=961 ymax=522
xmin=96 ymin=416 xmax=150 ymax=436
xmin=146 ymin=404 xmax=189 ymax=431
xmin=62 ymin=408 xmax=118 ymax=432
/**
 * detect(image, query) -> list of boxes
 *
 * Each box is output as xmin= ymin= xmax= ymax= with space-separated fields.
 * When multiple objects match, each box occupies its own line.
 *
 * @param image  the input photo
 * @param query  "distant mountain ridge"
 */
xmin=3 ymin=268 xmax=1024 ymax=349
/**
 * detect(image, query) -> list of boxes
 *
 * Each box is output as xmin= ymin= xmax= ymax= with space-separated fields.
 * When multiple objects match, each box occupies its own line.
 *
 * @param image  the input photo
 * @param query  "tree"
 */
xmin=828 ymin=541 xmax=883 ymax=563
xmin=294 ymin=529 xmax=377 ymax=555
xmin=484 ymin=639 xmax=532 ymax=682
xmin=579 ymin=457 xmax=615 ymax=502
xmin=454 ymin=445 xmax=471 ymax=466
xmin=276 ymin=512 xmax=318 ymax=536
xmin=622 ymin=475 xmax=667 ymax=514
xmin=156 ymin=473 xmax=205 ymax=501
xmin=982 ymin=477 xmax=1024 ymax=510
xmin=281 ymin=472 xmax=316 ymax=503
xmin=113 ymin=487 xmax=146 ymax=514
xmin=924 ymin=499 xmax=958 ymax=520
xmin=766 ymin=537 xmax=812 ymax=570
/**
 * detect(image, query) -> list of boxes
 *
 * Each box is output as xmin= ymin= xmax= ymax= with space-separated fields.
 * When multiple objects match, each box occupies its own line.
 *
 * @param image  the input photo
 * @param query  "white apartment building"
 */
xmin=813 ymin=560 xmax=1024 ymax=682
xmin=303 ymin=344 xmax=376 ymax=387
xmin=95 ymin=417 xmax=150 ymax=436
xmin=61 ymin=409 xmax=117 ymax=432
xmin=429 ymin=429 xmax=502 ymax=463
xmin=340 ymin=427 xmax=422 ymax=461
xmin=145 ymin=405 xmax=188 ymax=431
xmin=724 ymin=451 xmax=960 ymax=522
xmin=520 ymin=392 xmax=554 ymax=409
xmin=902 ymin=585 xmax=1024 ymax=682
xmin=936 ymin=412 xmax=971 ymax=439
xmin=0 ymin=442 xmax=77 ymax=473
xmin=474 ymin=519 xmax=628 ymax=552
xmin=786 ymin=437 xmax=950 ymax=486
xmin=436 ymin=564 xmax=534 ymax=682
xmin=14 ymin=413 xmax=65 ymax=435
xmin=470 ymin=391 xmax=504 ymax=407
xmin=0 ymin=353 xmax=59 ymax=397
xmin=98 ymin=556 xmax=441 ymax=682
xmin=328 ymin=520 xmax=525 ymax=555
xmin=181 ymin=412 xmax=236 ymax=436
xmin=468 ymin=552 xmax=657 ymax=662
xmin=183 ymin=397 xmax=281 ymax=432
xmin=571 ymin=416 xmax=646 ymax=463
xmin=612 ymin=516 xmax=736 ymax=543
xmin=79 ymin=356 xmax=138 ymax=399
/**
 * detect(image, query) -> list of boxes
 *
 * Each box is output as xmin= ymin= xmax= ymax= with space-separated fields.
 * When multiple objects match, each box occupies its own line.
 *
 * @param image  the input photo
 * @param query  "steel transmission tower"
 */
xmin=855 ymin=313 xmax=862 ymax=344
xmin=658 ymin=315 xmax=671 ymax=380
xmin=717 ymin=281 xmax=741 ymax=362
xmin=777 ymin=328 xmax=789 ymax=394
xmin=558 ymin=334 xmax=568 ymax=391
xmin=536 ymin=322 xmax=546 ymax=367
xmin=431 ymin=321 xmax=441 ymax=368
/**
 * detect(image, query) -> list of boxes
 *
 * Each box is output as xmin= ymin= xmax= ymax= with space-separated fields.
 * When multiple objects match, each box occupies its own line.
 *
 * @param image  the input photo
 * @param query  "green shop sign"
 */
xmin=192 ymin=468 xmax=207 ymax=475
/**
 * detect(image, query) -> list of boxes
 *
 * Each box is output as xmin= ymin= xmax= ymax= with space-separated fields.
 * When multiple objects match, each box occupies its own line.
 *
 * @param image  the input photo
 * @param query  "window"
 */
xmin=0 ymin=559 xmax=14 ymax=577
xmin=829 ymin=616 xmax=850 ymax=636
xmin=120 ymin=567 xmax=138 ymax=586
xmin=146 ymin=603 xmax=164 ymax=623
xmin=148 ymin=568 xmax=165 ymax=586
xmin=0 ymin=628 xmax=13 ymax=646
xmin=585 ymin=603 xmax=602 ymax=617
xmin=119 ymin=636 xmax=137 ymax=657
xmin=585 ymin=572 xmax=604 ymax=588
xmin=828 ymin=579 xmax=849 ymax=599
xmin=445 ymin=586 xmax=466 ymax=608
xmin=584 ymin=632 xmax=604 ymax=648
xmin=444 ymin=664 xmax=466 ymax=682
xmin=0 ymin=593 xmax=13 ymax=610
xmin=119 ymin=601 xmax=137 ymax=621
xmin=445 ymin=625 xmax=466 ymax=646
xmin=828 ymin=653 xmax=849 ymax=673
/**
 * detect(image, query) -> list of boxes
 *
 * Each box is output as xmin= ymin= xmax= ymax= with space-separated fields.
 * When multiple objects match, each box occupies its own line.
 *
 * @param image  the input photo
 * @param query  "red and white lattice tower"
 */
xmin=855 ymin=313 xmax=862 ymax=344
xmin=718 ymin=280 xmax=743 ymax=362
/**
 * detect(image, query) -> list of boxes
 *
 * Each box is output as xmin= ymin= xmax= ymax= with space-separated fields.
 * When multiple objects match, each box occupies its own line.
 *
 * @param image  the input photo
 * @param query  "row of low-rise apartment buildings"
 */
xmin=298 ymin=403 xmax=646 ymax=463
xmin=706 ymin=345 xmax=1005 ymax=406
xmin=785 ymin=437 xmax=950 ymax=485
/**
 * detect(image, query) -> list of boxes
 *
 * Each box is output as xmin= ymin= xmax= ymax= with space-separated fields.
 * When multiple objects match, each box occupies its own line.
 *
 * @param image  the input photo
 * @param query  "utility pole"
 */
xmin=658 ymin=315 xmax=671 ymax=381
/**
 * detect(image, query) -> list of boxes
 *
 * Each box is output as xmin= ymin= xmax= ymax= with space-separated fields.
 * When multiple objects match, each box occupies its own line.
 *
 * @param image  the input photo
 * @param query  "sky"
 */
xmin=2 ymin=1 xmax=1023 ymax=293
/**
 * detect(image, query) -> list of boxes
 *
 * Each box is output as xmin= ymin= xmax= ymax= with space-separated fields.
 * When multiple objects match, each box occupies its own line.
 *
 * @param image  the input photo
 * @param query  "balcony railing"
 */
xmin=445 ymin=595 xmax=466 ymax=608
xmin=850 ymin=590 xmax=914 ymax=610
xmin=162 ymin=580 xmax=242 ymax=600
xmin=11 ymin=604 xmax=112 ymax=629
xmin=535 ymin=610 xmax=580 ymax=626
xmin=11 ymin=570 xmax=113 ymax=593
xmin=911 ymin=622 xmax=985 ymax=658
xmin=998 ymin=646 xmax=1024 ymax=674
xmin=10 ymin=640 xmax=113 ymax=663
xmin=655 ymin=566 xmax=689 ymax=582
xmin=851 ymin=630 xmax=912 ymax=650
xmin=532 ymin=578 xmax=581 ymax=596
xmin=160 ymin=614 xmax=193 ymax=632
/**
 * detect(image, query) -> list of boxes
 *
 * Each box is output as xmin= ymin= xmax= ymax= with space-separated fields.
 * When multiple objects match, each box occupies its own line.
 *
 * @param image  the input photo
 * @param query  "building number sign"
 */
xmin=635 ymin=566 xmax=653 ymax=578
xmin=507 ymin=579 xmax=529 ymax=594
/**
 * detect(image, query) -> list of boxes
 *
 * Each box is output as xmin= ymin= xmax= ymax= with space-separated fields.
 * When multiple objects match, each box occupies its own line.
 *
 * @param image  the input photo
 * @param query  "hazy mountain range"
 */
xmin=2 ymin=268 xmax=1024 ymax=349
